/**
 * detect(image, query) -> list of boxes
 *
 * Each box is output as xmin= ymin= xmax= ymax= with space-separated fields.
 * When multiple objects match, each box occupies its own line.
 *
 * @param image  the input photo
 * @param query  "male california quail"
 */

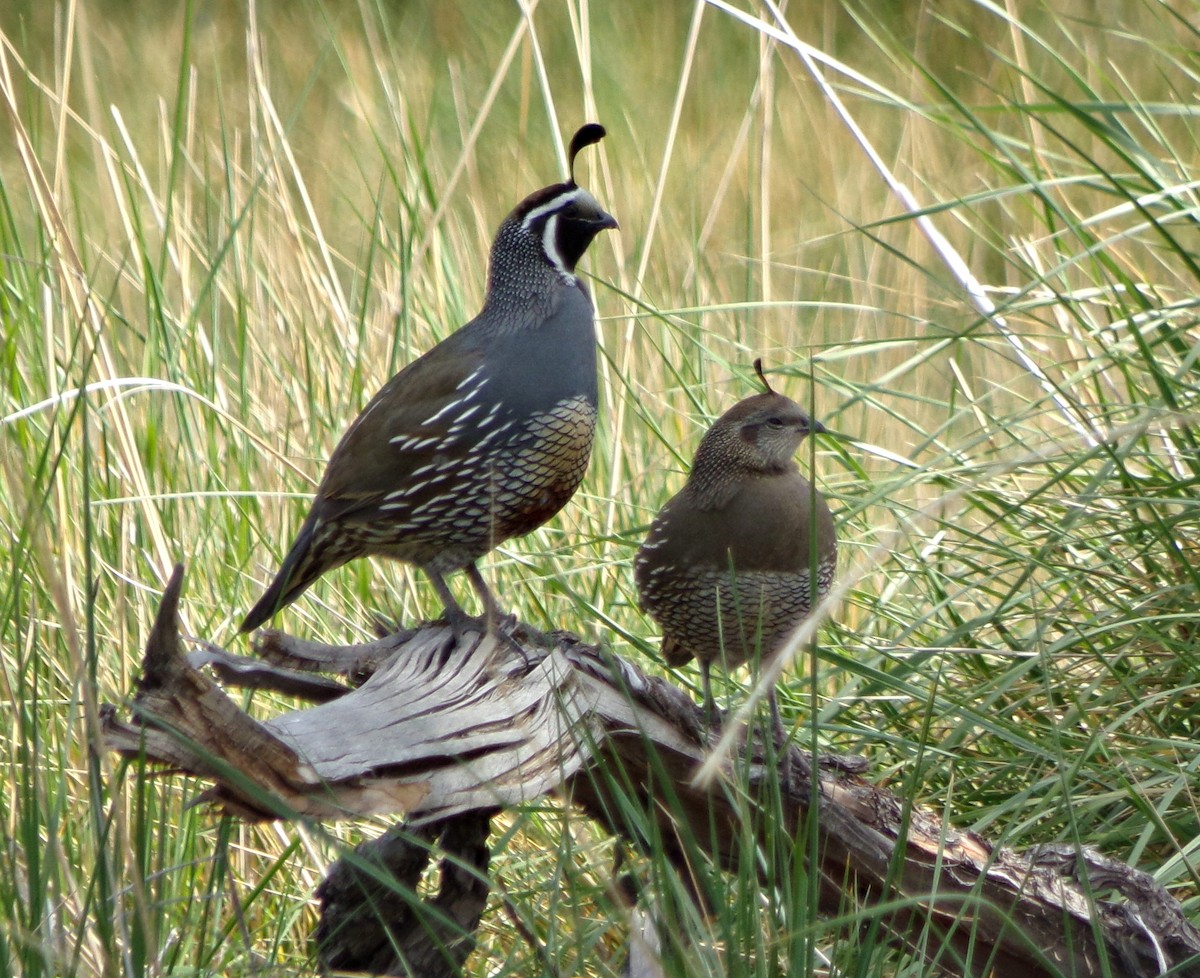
xmin=634 ymin=361 xmax=837 ymax=738
xmin=241 ymin=124 xmax=617 ymax=634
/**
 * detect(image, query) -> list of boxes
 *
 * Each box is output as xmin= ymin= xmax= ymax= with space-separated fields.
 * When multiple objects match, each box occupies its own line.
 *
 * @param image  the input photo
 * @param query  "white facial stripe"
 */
xmin=521 ymin=187 xmax=584 ymax=230
xmin=541 ymin=214 xmax=565 ymax=276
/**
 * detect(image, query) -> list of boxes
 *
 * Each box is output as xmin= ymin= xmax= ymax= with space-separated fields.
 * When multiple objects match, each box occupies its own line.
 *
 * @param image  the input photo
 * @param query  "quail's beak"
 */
xmin=808 ymin=418 xmax=828 ymax=437
xmin=593 ymin=209 xmax=619 ymax=232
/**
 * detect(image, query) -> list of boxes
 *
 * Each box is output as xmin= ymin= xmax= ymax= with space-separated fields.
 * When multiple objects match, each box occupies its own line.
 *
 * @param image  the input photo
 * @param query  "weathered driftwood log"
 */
xmin=102 ymin=566 xmax=1200 ymax=978
xmin=313 ymin=811 xmax=494 ymax=976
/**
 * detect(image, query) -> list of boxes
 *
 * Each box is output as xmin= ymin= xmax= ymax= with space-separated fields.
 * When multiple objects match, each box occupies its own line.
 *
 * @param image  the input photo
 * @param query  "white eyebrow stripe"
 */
xmin=521 ymin=187 xmax=583 ymax=229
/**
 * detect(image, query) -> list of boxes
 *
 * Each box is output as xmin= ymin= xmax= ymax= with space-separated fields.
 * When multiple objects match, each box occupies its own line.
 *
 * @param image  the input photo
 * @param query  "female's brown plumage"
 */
xmin=635 ymin=361 xmax=837 ymax=734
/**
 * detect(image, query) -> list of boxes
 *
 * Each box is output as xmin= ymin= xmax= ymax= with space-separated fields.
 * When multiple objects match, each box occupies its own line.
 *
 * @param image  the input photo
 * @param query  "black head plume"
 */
xmin=568 ymin=124 xmax=606 ymax=185
xmin=753 ymin=358 xmax=776 ymax=394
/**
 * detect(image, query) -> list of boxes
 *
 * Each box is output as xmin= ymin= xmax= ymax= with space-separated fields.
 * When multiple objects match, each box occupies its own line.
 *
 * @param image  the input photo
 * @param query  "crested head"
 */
xmin=490 ymin=124 xmax=618 ymax=288
xmin=686 ymin=388 xmax=825 ymax=505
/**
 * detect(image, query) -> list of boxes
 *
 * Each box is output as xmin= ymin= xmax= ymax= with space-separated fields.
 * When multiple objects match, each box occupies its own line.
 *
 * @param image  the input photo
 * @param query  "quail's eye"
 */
xmin=765 ymin=417 xmax=785 ymax=430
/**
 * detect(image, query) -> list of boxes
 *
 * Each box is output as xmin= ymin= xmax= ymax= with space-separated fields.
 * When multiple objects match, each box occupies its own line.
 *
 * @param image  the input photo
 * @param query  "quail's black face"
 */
xmin=516 ymin=184 xmax=618 ymax=275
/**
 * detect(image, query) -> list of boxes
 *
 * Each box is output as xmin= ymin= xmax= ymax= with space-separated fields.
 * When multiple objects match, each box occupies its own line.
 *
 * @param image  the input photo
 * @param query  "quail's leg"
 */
xmin=700 ymin=660 xmax=716 ymax=736
xmin=768 ymin=689 xmax=793 ymax=798
xmin=768 ymin=689 xmax=785 ymax=750
xmin=462 ymin=562 xmax=501 ymax=632
xmin=426 ymin=568 xmax=475 ymax=636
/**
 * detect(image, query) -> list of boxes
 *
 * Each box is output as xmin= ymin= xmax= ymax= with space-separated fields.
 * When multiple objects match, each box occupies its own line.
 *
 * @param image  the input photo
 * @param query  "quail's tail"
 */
xmin=240 ymin=517 xmax=328 ymax=633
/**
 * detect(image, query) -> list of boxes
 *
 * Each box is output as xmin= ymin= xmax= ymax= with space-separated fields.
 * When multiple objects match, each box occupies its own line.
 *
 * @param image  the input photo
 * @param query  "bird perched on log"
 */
xmin=634 ymin=361 xmax=837 ymax=740
xmin=241 ymin=124 xmax=617 ymax=634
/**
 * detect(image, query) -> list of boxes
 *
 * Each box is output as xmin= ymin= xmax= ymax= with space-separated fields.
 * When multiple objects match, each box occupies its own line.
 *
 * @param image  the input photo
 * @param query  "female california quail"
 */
xmin=635 ymin=361 xmax=837 ymax=737
xmin=242 ymin=124 xmax=617 ymax=633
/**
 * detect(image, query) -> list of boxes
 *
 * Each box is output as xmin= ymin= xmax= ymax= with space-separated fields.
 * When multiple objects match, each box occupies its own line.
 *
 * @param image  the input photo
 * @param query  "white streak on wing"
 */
xmin=386 ymin=480 xmax=429 ymax=501
xmin=474 ymin=419 xmax=515 ymax=448
xmin=415 ymin=369 xmax=486 ymax=428
xmin=421 ymin=400 xmax=463 ymax=427
xmin=454 ymin=366 xmax=484 ymax=391
xmin=447 ymin=404 xmax=483 ymax=434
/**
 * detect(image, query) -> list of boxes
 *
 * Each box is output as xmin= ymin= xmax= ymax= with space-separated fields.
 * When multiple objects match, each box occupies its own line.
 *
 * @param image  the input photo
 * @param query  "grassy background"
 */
xmin=2 ymin=0 xmax=1198 ymax=974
